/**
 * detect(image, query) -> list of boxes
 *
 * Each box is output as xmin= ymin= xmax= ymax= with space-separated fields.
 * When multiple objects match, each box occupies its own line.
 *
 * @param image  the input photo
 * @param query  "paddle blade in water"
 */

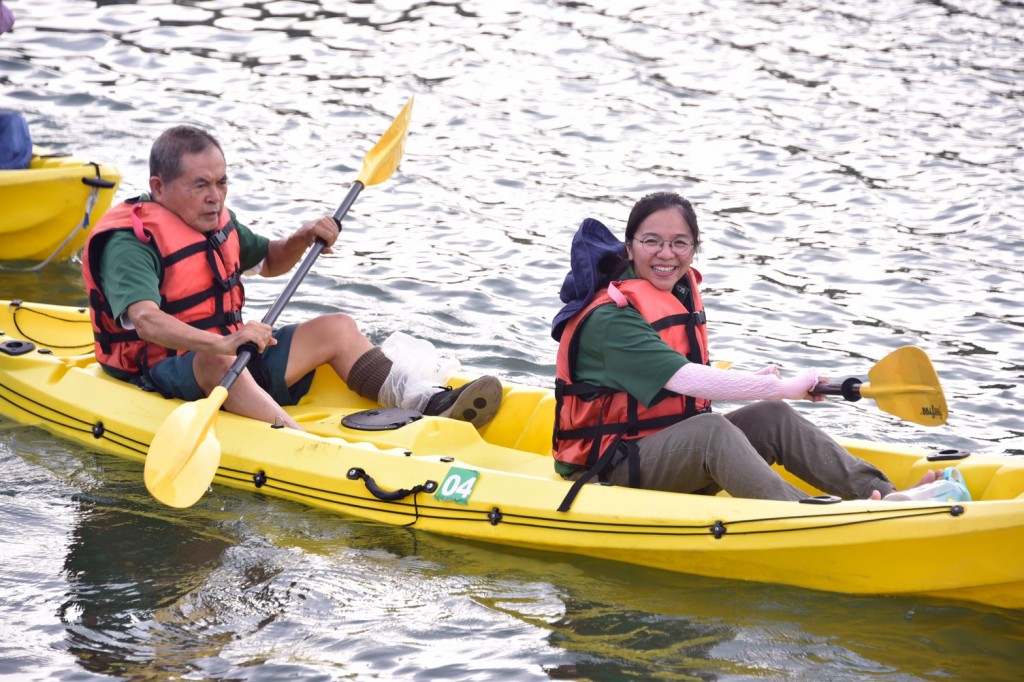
xmin=357 ymin=97 xmax=413 ymax=187
xmin=144 ymin=386 xmax=228 ymax=507
xmin=862 ymin=346 xmax=948 ymax=427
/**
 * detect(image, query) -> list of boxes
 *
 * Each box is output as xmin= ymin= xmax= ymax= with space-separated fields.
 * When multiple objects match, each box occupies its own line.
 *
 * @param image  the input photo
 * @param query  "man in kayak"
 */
xmin=82 ymin=125 xmax=502 ymax=430
xmin=550 ymin=191 xmax=944 ymax=509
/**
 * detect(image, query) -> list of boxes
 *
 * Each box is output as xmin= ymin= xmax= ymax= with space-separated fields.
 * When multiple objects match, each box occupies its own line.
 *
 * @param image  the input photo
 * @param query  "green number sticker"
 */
xmin=435 ymin=467 xmax=479 ymax=505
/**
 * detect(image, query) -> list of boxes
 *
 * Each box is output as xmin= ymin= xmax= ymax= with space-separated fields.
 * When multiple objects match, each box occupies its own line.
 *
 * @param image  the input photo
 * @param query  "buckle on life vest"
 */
xmin=214 ymin=270 xmax=242 ymax=292
xmin=208 ymin=228 xmax=230 ymax=246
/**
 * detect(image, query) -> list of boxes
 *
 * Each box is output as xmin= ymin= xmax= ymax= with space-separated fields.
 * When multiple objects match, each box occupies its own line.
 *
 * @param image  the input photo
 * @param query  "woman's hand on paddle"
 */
xmin=760 ymin=365 xmax=826 ymax=401
xmin=783 ymin=367 xmax=827 ymax=402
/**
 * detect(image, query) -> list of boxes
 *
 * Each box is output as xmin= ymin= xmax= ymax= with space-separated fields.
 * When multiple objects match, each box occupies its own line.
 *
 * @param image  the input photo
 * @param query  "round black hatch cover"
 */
xmin=340 ymin=408 xmax=422 ymax=431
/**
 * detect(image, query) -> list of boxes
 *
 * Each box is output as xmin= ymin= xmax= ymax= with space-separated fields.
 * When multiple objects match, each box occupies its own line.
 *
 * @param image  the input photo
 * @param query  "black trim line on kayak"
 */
xmin=211 ymin=463 xmax=967 ymax=538
xmin=0 ymin=381 xmax=149 ymax=455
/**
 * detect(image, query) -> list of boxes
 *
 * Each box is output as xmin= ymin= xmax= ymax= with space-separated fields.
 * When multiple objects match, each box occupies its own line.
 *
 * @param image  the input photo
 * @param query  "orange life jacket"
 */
xmin=553 ymin=272 xmax=710 ymax=475
xmin=82 ymin=199 xmax=245 ymax=377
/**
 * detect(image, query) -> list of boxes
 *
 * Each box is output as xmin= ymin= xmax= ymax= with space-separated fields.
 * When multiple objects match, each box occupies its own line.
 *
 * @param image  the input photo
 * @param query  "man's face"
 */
xmin=150 ymin=146 xmax=228 ymax=233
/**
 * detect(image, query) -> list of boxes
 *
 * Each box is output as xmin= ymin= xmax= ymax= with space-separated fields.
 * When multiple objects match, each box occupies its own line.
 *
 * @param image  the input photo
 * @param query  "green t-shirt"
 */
xmin=573 ymin=303 xmax=688 ymax=408
xmin=98 ymin=206 xmax=269 ymax=323
xmin=555 ymin=272 xmax=693 ymax=475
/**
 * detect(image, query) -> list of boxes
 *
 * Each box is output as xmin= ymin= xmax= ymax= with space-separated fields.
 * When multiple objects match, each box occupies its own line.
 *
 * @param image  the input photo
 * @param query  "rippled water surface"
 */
xmin=2 ymin=0 xmax=1023 ymax=679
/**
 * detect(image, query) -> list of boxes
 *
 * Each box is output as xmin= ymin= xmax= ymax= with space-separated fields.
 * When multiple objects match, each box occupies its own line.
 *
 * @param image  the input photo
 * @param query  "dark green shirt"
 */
xmin=555 ymin=271 xmax=693 ymax=475
xmin=98 ymin=204 xmax=269 ymax=323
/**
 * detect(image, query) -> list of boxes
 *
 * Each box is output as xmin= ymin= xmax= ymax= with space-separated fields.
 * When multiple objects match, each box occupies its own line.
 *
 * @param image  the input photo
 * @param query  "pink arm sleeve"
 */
xmin=664 ymin=362 xmax=822 ymax=401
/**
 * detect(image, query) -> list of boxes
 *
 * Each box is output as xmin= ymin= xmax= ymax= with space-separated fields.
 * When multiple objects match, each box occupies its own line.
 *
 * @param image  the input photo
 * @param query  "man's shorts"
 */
xmin=138 ymin=323 xmax=316 ymax=406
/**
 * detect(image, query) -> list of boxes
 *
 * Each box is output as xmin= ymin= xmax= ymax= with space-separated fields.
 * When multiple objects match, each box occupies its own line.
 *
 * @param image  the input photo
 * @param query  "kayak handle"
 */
xmin=346 ymin=467 xmax=438 ymax=501
xmin=82 ymin=175 xmax=116 ymax=189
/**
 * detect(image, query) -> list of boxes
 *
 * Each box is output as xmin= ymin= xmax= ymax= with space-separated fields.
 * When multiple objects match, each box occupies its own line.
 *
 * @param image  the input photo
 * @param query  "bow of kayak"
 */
xmin=0 ymin=150 xmax=121 ymax=264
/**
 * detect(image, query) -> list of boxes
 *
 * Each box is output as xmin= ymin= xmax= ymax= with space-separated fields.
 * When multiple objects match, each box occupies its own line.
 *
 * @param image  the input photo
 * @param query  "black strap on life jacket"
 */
xmin=556 ymin=435 xmax=642 ymax=513
xmin=89 ymin=288 xmax=140 ymax=355
xmin=90 ymin=288 xmax=242 ymax=366
xmin=555 ymin=409 xmax=692 ymax=443
xmin=554 ymin=364 xmax=700 ymax=445
xmin=649 ymin=309 xmax=706 ymax=333
xmin=681 ymin=286 xmax=707 ymax=415
xmin=160 ymin=222 xmax=244 ymax=334
xmin=554 ymin=389 xmax=643 ymax=512
xmin=205 ymin=224 xmax=241 ymax=334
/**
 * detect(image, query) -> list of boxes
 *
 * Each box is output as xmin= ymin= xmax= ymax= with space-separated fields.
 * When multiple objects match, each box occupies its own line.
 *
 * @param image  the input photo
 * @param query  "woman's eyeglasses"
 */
xmin=633 ymin=237 xmax=695 ymax=256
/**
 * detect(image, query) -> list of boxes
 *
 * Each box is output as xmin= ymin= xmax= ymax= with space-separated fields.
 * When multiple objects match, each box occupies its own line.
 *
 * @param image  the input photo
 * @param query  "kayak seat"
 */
xmin=975 ymin=462 xmax=1024 ymax=501
xmin=480 ymin=386 xmax=555 ymax=456
xmin=903 ymin=459 xmax=1024 ymax=502
xmin=512 ymin=394 xmax=556 ymax=456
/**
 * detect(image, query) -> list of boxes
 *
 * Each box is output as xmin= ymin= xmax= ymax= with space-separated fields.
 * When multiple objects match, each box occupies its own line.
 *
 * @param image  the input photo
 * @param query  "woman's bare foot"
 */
xmin=868 ymin=469 xmax=942 ymax=500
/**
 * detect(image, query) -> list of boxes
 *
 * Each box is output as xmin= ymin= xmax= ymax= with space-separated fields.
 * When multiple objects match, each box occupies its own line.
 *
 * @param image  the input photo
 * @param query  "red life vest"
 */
xmin=553 ymin=272 xmax=711 ymax=472
xmin=82 ymin=199 xmax=246 ymax=377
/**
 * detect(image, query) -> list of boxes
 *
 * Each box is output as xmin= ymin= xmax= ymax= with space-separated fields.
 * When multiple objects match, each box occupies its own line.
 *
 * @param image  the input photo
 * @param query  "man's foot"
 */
xmin=423 ymin=375 xmax=503 ymax=428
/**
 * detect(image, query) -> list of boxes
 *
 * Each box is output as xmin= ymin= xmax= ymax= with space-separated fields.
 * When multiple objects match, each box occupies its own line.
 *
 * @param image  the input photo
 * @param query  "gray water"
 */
xmin=2 ymin=0 xmax=1023 ymax=679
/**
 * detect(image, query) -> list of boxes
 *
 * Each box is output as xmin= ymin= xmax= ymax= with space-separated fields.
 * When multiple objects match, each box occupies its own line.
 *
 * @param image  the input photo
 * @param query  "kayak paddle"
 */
xmin=812 ymin=345 xmax=947 ymax=426
xmin=144 ymin=97 xmax=414 ymax=508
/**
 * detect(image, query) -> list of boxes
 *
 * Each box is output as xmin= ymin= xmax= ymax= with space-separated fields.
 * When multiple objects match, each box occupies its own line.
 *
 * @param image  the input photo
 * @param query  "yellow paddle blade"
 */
xmin=861 ymin=346 xmax=948 ymax=426
xmin=356 ymin=97 xmax=414 ymax=187
xmin=144 ymin=386 xmax=229 ymax=507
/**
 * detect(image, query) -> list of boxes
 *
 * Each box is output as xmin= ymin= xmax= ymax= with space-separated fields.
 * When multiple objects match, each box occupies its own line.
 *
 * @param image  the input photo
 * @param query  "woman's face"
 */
xmin=625 ymin=207 xmax=696 ymax=291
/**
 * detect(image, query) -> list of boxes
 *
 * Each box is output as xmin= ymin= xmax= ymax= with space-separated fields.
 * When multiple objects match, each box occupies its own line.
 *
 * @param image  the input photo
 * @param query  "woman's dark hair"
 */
xmin=149 ymin=125 xmax=223 ymax=181
xmin=624 ymin=191 xmax=700 ymax=251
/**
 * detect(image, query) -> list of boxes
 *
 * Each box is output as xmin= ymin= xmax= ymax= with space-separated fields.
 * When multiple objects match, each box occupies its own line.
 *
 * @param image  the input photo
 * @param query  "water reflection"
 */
xmin=327 ymin=524 xmax=1024 ymax=681
xmin=59 ymin=491 xmax=235 ymax=677
xmin=537 ymin=601 xmax=735 ymax=680
xmin=0 ymin=260 xmax=87 ymax=306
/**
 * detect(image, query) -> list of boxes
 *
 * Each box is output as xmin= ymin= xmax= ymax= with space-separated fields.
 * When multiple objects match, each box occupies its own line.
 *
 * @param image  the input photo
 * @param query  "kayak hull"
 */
xmin=0 ymin=151 xmax=122 ymax=263
xmin=1 ymin=300 xmax=1022 ymax=610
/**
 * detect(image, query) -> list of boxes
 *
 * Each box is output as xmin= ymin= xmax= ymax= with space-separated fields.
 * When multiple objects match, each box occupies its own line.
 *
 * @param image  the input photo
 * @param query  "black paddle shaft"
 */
xmin=219 ymin=181 xmax=366 ymax=391
xmin=812 ymin=377 xmax=864 ymax=402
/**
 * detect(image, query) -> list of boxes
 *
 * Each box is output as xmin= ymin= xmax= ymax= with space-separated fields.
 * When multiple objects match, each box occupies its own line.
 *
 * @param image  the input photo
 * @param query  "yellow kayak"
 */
xmin=0 ymin=150 xmax=121 ymax=265
xmin=2 ymin=299 xmax=1022 ymax=610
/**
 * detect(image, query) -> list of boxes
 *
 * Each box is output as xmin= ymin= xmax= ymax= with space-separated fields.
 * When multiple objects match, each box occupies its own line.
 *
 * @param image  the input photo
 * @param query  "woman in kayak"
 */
xmin=82 ymin=125 xmax=501 ymax=430
xmin=551 ymin=191 xmax=938 ymax=509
